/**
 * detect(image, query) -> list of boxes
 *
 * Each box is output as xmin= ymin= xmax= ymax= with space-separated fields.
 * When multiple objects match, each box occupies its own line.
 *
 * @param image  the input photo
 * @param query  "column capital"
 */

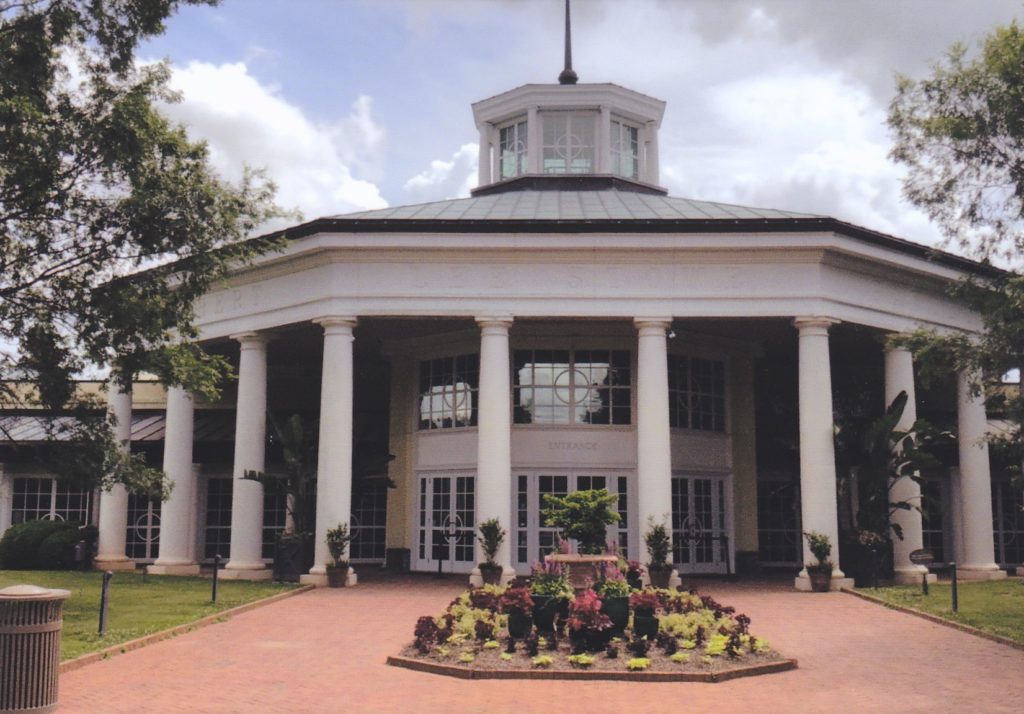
xmin=883 ymin=342 xmax=913 ymax=356
xmin=476 ymin=315 xmax=514 ymax=331
xmin=314 ymin=316 xmax=358 ymax=335
xmin=634 ymin=317 xmax=673 ymax=332
xmin=793 ymin=316 xmax=839 ymax=335
xmin=230 ymin=331 xmax=270 ymax=348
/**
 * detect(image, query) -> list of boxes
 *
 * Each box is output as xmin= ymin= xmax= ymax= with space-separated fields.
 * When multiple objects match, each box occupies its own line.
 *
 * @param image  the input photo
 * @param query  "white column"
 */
xmin=0 ymin=464 xmax=11 ymax=535
xmin=149 ymin=386 xmax=199 ymax=575
xmin=303 ymin=317 xmax=358 ymax=587
xmin=955 ymin=371 xmax=1006 ymax=579
xmin=223 ymin=332 xmax=271 ymax=580
xmin=885 ymin=347 xmax=933 ymax=584
xmin=470 ymin=316 xmax=515 ymax=586
xmin=527 ymin=106 xmax=540 ymax=173
xmin=597 ymin=105 xmax=611 ymax=173
xmin=95 ymin=380 xmax=135 ymax=570
xmin=477 ymin=123 xmax=491 ymax=186
xmin=794 ymin=317 xmax=851 ymax=590
xmin=645 ymin=121 xmax=660 ymax=185
xmin=634 ymin=318 xmax=677 ymax=583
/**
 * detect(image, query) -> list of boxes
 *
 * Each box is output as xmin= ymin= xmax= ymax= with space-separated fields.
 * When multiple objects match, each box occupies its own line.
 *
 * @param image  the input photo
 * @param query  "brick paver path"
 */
xmin=57 ymin=574 xmax=1024 ymax=713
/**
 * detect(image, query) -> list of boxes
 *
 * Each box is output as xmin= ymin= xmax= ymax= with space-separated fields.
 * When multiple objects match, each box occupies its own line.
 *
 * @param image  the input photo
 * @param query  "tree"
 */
xmin=889 ymin=20 xmax=1024 ymax=263
xmin=888 ymin=19 xmax=1024 ymax=493
xmin=0 ymin=1 xmax=280 ymax=495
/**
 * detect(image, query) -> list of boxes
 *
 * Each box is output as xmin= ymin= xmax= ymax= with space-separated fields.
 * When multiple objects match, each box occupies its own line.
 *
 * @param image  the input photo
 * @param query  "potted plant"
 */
xmin=567 ymin=588 xmax=613 ymax=651
xmin=529 ymin=559 xmax=573 ymax=632
xmin=624 ymin=559 xmax=644 ymax=591
xmin=541 ymin=489 xmax=621 ymax=554
xmin=499 ymin=586 xmax=534 ymax=639
xmin=476 ymin=517 xmax=506 ymax=585
xmin=644 ymin=517 xmax=672 ymax=588
xmin=325 ymin=523 xmax=352 ymax=588
xmin=804 ymin=530 xmax=833 ymax=592
xmin=244 ymin=413 xmax=319 ymax=582
xmin=629 ymin=589 xmax=662 ymax=639
xmin=595 ymin=560 xmax=631 ymax=634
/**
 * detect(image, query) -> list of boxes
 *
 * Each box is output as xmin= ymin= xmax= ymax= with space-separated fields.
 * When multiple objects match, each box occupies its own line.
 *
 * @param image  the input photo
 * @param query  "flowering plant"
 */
xmin=567 ymin=589 xmax=612 ymax=634
xmin=596 ymin=561 xmax=631 ymax=598
xmin=529 ymin=559 xmax=573 ymax=599
xmin=498 ymin=586 xmax=534 ymax=617
xmin=629 ymin=590 xmax=662 ymax=615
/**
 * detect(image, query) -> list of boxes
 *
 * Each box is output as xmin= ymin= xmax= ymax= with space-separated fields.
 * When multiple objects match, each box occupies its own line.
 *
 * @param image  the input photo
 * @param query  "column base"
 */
xmin=1016 ymin=566 xmax=1024 ymax=577
xmin=300 ymin=569 xmax=358 ymax=587
xmin=147 ymin=562 xmax=201 ymax=576
xmin=957 ymin=566 xmax=1007 ymax=581
xmin=794 ymin=574 xmax=854 ymax=591
xmin=220 ymin=564 xmax=273 ymax=581
xmin=94 ymin=557 xmax=137 ymax=572
xmin=468 ymin=566 xmax=516 ymax=587
xmin=894 ymin=567 xmax=936 ymax=585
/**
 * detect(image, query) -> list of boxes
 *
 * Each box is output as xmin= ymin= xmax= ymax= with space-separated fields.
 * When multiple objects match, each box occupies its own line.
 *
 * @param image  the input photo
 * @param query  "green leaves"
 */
xmin=0 ymin=1 xmax=281 ymax=491
xmin=542 ymin=489 xmax=620 ymax=554
xmin=888 ymin=19 xmax=1024 ymax=262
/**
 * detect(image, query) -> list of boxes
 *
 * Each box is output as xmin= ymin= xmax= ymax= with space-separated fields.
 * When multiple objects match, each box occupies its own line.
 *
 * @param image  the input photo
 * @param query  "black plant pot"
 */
xmin=273 ymin=534 xmax=314 ymax=582
xmin=531 ymin=595 xmax=568 ymax=633
xmin=571 ymin=628 xmax=612 ymax=653
xmin=479 ymin=563 xmax=503 ymax=586
xmin=633 ymin=613 xmax=659 ymax=640
xmin=647 ymin=566 xmax=672 ymax=589
xmin=507 ymin=610 xmax=532 ymax=638
xmin=601 ymin=596 xmax=629 ymax=635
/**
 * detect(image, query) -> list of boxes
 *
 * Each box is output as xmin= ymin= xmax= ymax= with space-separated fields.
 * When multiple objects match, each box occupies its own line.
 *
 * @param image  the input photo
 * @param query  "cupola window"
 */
xmin=499 ymin=119 xmax=528 ymax=179
xmin=542 ymin=112 xmax=596 ymax=174
xmin=610 ymin=119 xmax=639 ymax=180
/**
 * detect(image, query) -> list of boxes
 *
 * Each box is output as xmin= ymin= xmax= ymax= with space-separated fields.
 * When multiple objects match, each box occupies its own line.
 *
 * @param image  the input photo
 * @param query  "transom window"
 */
xmin=513 ymin=349 xmax=631 ymax=425
xmin=668 ymin=355 xmax=726 ymax=432
xmin=610 ymin=120 xmax=639 ymax=179
xmin=541 ymin=112 xmax=596 ymax=174
xmin=418 ymin=354 xmax=480 ymax=430
xmin=499 ymin=120 xmax=528 ymax=179
xmin=11 ymin=477 xmax=92 ymax=525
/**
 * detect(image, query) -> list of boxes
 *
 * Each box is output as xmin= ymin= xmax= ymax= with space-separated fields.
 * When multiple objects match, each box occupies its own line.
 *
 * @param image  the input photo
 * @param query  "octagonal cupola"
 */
xmin=471 ymin=1 xmax=667 ymax=195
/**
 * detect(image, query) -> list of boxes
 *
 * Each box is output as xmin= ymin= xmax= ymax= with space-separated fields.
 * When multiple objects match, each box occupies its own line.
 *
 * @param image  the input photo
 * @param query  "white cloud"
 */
xmin=660 ymin=69 xmax=941 ymax=247
xmin=160 ymin=61 xmax=388 ymax=225
xmin=403 ymin=143 xmax=478 ymax=202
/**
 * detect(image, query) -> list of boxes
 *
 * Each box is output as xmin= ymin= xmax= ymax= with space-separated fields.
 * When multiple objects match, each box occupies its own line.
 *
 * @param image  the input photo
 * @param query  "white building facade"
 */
xmin=1 ymin=73 xmax=1018 ymax=589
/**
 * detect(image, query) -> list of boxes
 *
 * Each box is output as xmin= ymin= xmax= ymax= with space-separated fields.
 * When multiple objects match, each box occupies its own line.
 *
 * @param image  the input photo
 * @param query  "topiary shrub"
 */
xmin=0 ymin=519 xmax=87 ymax=569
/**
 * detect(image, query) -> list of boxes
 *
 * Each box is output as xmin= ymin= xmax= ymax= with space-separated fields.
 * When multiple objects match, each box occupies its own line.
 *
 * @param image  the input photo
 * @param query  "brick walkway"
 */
xmin=57 ymin=574 xmax=1024 ymax=713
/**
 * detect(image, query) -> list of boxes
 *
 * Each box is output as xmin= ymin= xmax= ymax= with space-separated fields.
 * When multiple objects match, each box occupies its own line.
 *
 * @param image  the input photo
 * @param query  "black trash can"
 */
xmin=0 ymin=584 xmax=71 ymax=714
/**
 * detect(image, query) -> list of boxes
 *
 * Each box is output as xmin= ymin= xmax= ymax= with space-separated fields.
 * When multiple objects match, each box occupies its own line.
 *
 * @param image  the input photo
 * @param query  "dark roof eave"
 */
xmin=261 ymin=215 xmax=1004 ymax=279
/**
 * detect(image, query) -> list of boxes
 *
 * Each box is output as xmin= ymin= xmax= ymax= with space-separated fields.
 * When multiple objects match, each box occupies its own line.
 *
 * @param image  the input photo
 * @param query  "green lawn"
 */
xmin=859 ymin=578 xmax=1024 ymax=645
xmin=0 ymin=570 xmax=298 ymax=660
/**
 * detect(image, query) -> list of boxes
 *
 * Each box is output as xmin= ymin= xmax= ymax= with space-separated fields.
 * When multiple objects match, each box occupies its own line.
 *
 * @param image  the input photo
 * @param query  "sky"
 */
xmin=138 ymin=0 xmax=1024 ymax=254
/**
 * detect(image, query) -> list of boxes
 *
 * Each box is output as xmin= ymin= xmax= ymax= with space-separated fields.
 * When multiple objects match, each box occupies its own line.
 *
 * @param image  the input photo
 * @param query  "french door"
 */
xmin=415 ymin=472 xmax=476 ymax=574
xmin=671 ymin=474 xmax=731 ymax=574
xmin=513 ymin=471 xmax=631 ymax=574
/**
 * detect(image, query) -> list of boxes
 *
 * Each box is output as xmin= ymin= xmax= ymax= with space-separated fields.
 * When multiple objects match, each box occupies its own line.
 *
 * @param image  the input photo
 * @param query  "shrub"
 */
xmin=476 ymin=518 xmax=505 ymax=566
xmin=644 ymin=518 xmax=671 ymax=570
xmin=0 ymin=519 xmax=87 ymax=569
xmin=541 ymin=489 xmax=620 ymax=554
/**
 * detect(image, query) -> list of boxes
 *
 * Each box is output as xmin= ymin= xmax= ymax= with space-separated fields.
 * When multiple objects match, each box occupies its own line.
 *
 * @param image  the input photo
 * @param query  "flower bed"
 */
xmin=391 ymin=583 xmax=794 ymax=680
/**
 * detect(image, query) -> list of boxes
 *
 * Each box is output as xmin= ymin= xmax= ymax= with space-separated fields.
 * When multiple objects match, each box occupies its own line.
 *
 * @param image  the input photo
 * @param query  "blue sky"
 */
xmin=138 ymin=0 xmax=1024 ymax=253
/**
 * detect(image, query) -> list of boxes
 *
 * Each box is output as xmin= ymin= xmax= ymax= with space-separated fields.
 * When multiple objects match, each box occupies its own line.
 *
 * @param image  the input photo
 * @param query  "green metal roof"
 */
xmin=331 ymin=190 xmax=821 ymax=223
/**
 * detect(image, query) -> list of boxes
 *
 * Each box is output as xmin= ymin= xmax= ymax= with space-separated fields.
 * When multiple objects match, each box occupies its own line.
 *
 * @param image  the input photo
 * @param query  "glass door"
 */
xmin=514 ymin=471 xmax=630 ymax=573
xmin=672 ymin=474 xmax=730 ymax=574
xmin=415 ymin=473 xmax=475 ymax=574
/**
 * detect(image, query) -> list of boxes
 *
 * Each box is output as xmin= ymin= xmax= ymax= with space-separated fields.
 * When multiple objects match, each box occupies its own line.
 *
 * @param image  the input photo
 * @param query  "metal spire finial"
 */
xmin=558 ymin=0 xmax=578 ymax=85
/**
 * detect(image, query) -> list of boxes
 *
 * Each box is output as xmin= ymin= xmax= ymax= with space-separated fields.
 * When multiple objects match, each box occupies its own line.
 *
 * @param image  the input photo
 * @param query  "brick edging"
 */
xmin=385 ymin=655 xmax=797 ymax=682
xmin=842 ymin=587 xmax=1024 ymax=652
xmin=60 ymin=584 xmax=315 ymax=674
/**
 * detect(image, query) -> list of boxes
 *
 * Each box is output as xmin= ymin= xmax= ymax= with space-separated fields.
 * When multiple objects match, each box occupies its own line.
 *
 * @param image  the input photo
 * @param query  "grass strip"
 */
xmin=0 ymin=570 xmax=299 ymax=660
xmin=853 ymin=578 xmax=1024 ymax=647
